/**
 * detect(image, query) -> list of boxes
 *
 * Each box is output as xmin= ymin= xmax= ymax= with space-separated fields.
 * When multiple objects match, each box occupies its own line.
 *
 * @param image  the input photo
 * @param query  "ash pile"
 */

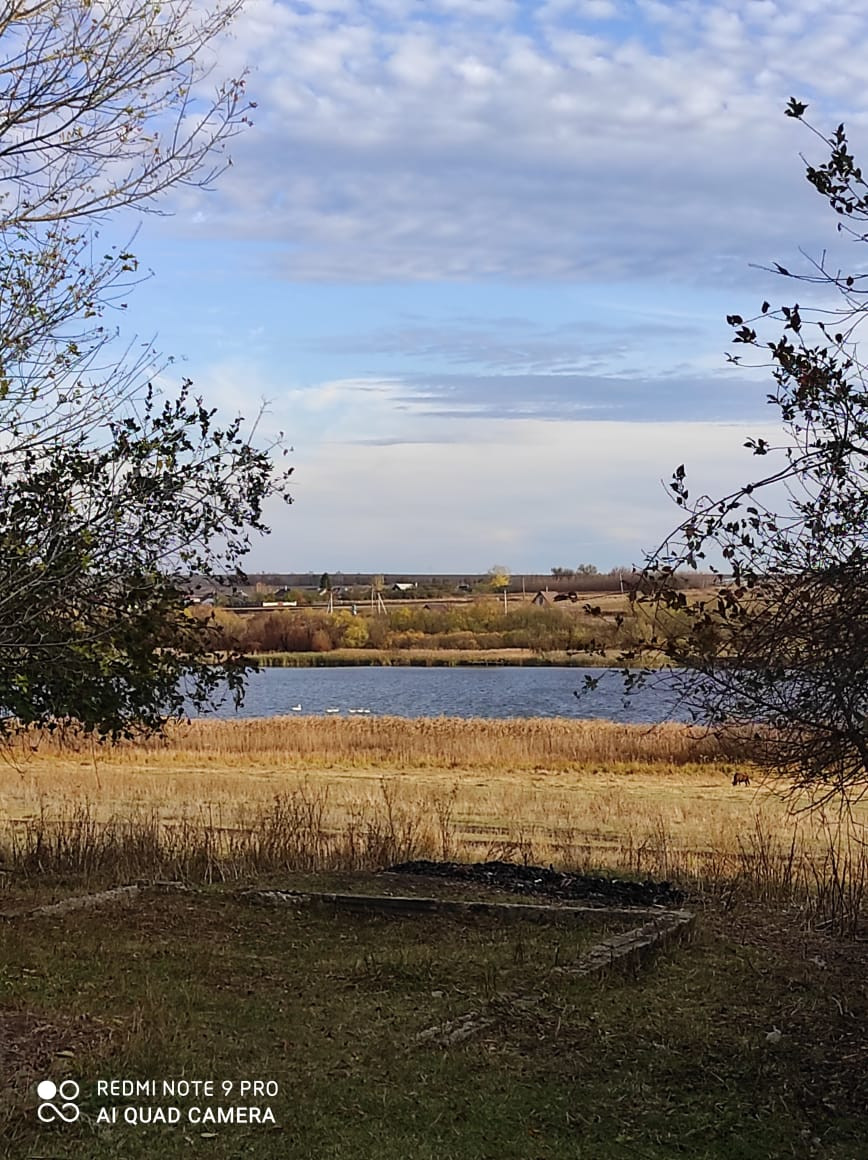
xmin=386 ymin=860 xmax=685 ymax=908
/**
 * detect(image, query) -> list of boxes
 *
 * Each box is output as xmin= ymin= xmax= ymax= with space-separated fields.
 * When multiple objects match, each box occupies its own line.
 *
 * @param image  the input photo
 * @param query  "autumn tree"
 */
xmin=0 ymin=1 xmax=292 ymax=738
xmin=632 ymin=100 xmax=868 ymax=803
xmin=487 ymin=564 xmax=510 ymax=613
xmin=487 ymin=565 xmax=510 ymax=591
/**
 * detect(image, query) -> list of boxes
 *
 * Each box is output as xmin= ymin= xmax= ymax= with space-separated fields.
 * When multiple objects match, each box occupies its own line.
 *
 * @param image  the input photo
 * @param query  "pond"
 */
xmin=196 ymin=665 xmax=689 ymax=723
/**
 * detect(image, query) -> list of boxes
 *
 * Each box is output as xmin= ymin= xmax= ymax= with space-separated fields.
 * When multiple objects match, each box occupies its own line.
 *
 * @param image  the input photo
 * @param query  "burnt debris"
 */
xmin=385 ymin=860 xmax=685 ymax=908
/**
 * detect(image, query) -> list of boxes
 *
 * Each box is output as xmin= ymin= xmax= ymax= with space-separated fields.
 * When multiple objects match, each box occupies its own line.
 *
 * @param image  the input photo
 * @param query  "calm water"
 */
xmin=197 ymin=666 xmax=687 ymax=723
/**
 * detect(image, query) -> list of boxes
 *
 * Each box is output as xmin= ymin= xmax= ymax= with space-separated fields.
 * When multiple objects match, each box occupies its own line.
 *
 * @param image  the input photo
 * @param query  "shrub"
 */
xmin=436 ymin=631 xmax=479 ymax=650
xmin=310 ymin=628 xmax=333 ymax=652
xmin=341 ymin=617 xmax=370 ymax=648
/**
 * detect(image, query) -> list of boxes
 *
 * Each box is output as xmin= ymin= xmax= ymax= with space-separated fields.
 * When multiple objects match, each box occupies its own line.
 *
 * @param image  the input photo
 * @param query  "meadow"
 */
xmin=6 ymin=886 xmax=868 ymax=1160
xmin=1 ymin=716 xmax=866 ymax=932
xmin=4 ymin=716 xmax=868 ymax=1159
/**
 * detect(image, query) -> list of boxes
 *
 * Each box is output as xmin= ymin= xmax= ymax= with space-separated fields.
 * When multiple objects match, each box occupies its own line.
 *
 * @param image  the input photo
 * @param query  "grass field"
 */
xmin=4 ymin=717 xmax=868 ymax=1158
xmin=3 ymin=888 xmax=868 ymax=1160
xmin=251 ymin=647 xmax=632 ymax=666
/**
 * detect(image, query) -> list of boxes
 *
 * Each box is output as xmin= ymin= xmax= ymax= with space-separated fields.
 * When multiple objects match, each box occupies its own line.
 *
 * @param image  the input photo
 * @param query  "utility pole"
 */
xmin=372 ymin=574 xmax=386 ymax=615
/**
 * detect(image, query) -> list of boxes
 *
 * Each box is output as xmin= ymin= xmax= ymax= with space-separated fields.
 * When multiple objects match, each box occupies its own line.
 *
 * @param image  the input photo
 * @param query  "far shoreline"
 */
xmin=249 ymin=647 xmax=661 ymax=669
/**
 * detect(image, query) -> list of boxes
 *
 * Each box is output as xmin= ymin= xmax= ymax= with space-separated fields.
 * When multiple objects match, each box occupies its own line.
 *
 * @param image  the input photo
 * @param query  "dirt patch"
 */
xmin=386 ymin=859 xmax=685 ymax=907
xmin=0 ymin=1009 xmax=112 ymax=1094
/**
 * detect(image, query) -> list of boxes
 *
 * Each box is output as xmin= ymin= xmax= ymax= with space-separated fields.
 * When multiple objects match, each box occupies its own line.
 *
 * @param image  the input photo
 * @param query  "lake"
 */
xmin=198 ymin=665 xmax=687 ymax=723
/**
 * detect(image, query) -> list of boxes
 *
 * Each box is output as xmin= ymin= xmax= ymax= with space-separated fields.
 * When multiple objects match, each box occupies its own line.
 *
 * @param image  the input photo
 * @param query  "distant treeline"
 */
xmin=192 ymin=600 xmax=694 ymax=656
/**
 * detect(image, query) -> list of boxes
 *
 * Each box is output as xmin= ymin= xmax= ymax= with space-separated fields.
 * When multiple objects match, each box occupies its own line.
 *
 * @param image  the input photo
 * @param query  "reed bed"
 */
xmin=7 ymin=714 xmax=741 ymax=769
xmin=253 ymin=648 xmax=629 ymax=667
xmin=1 ymin=716 xmax=867 ymax=933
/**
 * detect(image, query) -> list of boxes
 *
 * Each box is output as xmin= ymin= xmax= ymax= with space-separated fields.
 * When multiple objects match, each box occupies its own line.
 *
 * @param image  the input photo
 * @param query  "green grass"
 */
xmin=2 ymin=887 xmax=868 ymax=1159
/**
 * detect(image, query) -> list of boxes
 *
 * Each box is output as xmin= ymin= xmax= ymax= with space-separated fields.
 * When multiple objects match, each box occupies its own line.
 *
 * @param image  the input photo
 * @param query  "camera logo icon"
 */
xmin=36 ymin=1079 xmax=80 ymax=1123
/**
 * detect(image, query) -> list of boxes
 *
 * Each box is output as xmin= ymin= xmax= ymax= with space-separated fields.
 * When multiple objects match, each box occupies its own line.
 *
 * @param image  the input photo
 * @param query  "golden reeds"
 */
xmin=10 ymin=714 xmax=738 ymax=768
xmin=1 ymin=715 xmax=867 ymax=931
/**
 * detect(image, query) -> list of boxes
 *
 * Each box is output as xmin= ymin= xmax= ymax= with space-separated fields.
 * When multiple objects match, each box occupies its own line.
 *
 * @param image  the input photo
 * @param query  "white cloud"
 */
xmin=195 ymin=359 xmax=777 ymax=571
xmin=250 ymin=415 xmax=782 ymax=570
xmin=170 ymin=0 xmax=868 ymax=284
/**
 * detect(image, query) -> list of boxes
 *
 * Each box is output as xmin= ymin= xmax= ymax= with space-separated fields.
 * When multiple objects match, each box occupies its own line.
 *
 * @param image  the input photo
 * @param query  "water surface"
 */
xmin=197 ymin=666 xmax=686 ymax=723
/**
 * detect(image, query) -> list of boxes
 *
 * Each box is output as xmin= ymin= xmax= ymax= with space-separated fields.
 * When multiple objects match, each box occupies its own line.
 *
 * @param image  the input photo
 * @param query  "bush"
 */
xmin=242 ymin=612 xmax=312 ymax=652
xmin=436 ymin=631 xmax=479 ymax=650
xmin=388 ymin=630 xmax=428 ymax=650
xmin=310 ymin=628 xmax=333 ymax=653
xmin=366 ymin=618 xmax=389 ymax=649
xmin=340 ymin=617 xmax=370 ymax=649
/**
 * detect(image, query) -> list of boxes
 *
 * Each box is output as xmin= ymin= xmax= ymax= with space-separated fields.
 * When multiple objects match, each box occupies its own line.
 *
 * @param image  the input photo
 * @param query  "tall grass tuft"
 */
xmin=1 ymin=788 xmax=867 ymax=935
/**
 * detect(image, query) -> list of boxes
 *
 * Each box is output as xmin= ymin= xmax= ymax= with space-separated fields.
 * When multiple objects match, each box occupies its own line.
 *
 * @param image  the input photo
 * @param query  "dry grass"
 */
xmin=2 ymin=716 xmax=868 ymax=932
xmin=11 ymin=713 xmax=737 ymax=766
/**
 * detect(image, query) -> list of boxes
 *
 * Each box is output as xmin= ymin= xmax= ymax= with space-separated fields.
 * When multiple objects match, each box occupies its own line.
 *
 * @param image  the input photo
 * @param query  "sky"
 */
xmin=118 ymin=0 xmax=868 ymax=574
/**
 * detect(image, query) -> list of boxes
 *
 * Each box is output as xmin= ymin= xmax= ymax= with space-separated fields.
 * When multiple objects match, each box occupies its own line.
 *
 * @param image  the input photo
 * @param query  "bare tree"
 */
xmin=0 ymin=0 xmax=247 ymax=225
xmin=0 ymin=0 xmax=252 ymax=455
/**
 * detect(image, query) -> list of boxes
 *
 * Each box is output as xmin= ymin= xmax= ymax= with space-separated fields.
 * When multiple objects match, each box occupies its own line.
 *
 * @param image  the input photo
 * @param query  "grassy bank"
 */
xmin=252 ymin=647 xmax=627 ymax=666
xmin=2 ymin=888 xmax=868 ymax=1159
xmin=5 ymin=714 xmax=736 ymax=767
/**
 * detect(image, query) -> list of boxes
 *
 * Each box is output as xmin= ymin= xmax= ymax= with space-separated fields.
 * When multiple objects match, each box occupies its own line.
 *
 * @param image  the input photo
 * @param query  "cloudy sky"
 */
xmin=124 ymin=0 xmax=868 ymax=574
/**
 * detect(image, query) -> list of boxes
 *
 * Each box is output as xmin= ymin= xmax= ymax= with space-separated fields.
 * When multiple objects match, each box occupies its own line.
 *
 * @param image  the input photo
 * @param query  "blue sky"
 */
xmin=117 ymin=0 xmax=868 ymax=573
